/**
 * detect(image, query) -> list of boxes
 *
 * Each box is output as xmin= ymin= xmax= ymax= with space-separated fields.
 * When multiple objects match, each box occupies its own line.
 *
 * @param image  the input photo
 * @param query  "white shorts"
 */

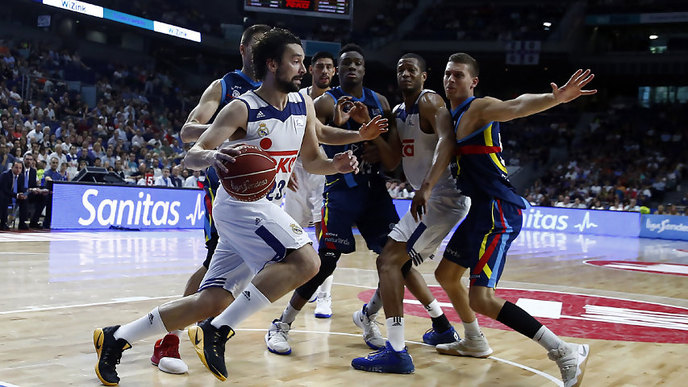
xmin=283 ymin=160 xmax=325 ymax=228
xmin=389 ymin=188 xmax=470 ymax=265
xmin=209 ymin=189 xmax=313 ymax=277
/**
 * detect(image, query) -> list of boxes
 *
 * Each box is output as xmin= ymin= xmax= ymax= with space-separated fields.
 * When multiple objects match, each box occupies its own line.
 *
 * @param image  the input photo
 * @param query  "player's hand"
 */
xmin=551 ymin=69 xmax=597 ymax=104
xmin=287 ymin=172 xmax=299 ymax=192
xmin=17 ymin=193 xmax=27 ymax=200
xmin=410 ymin=186 xmax=431 ymax=222
xmin=358 ymin=115 xmax=388 ymax=141
xmin=333 ymin=96 xmax=355 ymax=126
xmin=209 ymin=144 xmax=241 ymax=174
xmin=333 ymin=150 xmax=359 ymax=174
xmin=348 ymin=101 xmax=371 ymax=124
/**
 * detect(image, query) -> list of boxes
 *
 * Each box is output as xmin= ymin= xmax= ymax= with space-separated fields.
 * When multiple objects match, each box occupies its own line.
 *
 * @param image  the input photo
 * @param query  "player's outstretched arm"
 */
xmin=179 ymin=79 xmax=222 ymax=143
xmin=411 ymin=93 xmax=455 ymax=221
xmin=312 ymin=94 xmax=388 ymax=145
xmin=301 ymin=97 xmax=359 ymax=175
xmin=184 ymin=100 xmax=246 ymax=172
xmin=478 ymin=69 xmax=596 ymax=124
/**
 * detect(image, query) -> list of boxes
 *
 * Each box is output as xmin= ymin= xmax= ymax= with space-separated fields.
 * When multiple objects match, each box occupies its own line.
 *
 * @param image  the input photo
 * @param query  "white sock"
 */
xmin=114 ymin=307 xmax=168 ymax=344
xmin=280 ymin=302 xmax=301 ymax=325
xmin=169 ymin=329 xmax=183 ymax=338
xmin=319 ymin=275 xmax=333 ymax=296
xmin=424 ymin=299 xmax=443 ymax=318
xmin=462 ymin=319 xmax=482 ymax=338
xmin=386 ymin=317 xmax=405 ymax=351
xmin=211 ymin=283 xmax=271 ymax=329
xmin=534 ymin=326 xmax=564 ymax=351
xmin=366 ymin=288 xmax=383 ymax=316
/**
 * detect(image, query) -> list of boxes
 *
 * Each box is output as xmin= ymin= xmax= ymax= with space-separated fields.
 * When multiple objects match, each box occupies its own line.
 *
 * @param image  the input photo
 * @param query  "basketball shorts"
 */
xmin=320 ymin=178 xmax=399 ymax=254
xmin=443 ymin=196 xmax=523 ymax=288
xmin=212 ymin=189 xmax=313 ymax=274
xmin=201 ymin=166 xmax=221 ymax=268
xmin=389 ymin=188 xmax=470 ymax=266
xmin=283 ymin=160 xmax=325 ymax=228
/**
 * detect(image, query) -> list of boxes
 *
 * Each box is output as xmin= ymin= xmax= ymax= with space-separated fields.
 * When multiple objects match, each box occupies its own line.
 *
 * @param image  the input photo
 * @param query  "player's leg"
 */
xmin=188 ymin=200 xmax=318 ymax=379
xmin=466 ymin=198 xmax=589 ymax=387
xmin=310 ymin=173 xmax=332 ymax=317
xmin=433 ymin=258 xmax=492 ymax=357
xmin=266 ymin=188 xmax=358 ymax=354
xmin=93 ymin=251 xmax=249 ymax=385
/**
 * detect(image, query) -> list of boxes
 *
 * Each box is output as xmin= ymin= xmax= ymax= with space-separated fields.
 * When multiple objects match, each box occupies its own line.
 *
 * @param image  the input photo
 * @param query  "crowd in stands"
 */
xmin=410 ymin=1 xmax=566 ymax=41
xmin=0 ymin=37 xmax=202 ymax=192
xmin=523 ymin=102 xmax=686 ymax=215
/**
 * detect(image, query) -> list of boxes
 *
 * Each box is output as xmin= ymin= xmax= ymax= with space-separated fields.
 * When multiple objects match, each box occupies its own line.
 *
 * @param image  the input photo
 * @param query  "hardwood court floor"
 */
xmin=0 ymin=229 xmax=686 ymax=386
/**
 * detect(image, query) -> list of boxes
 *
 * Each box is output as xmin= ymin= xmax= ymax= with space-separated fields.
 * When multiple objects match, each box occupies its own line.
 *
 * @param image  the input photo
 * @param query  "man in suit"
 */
xmin=0 ymin=161 xmax=28 ymax=230
xmin=22 ymin=153 xmax=49 ymax=228
xmin=170 ymin=165 xmax=183 ymax=188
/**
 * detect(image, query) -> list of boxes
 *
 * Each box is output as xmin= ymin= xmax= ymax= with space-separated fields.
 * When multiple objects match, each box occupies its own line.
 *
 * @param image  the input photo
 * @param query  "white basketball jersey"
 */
xmin=218 ymin=90 xmax=307 ymax=203
xmin=394 ymin=89 xmax=454 ymax=191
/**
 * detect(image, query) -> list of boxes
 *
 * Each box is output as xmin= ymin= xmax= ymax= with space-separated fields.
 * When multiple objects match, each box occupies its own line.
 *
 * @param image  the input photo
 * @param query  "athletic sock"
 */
xmin=365 ymin=288 xmax=383 ymax=316
xmin=424 ymin=299 xmax=443 ymax=318
xmin=533 ymin=326 xmax=564 ymax=351
xmin=211 ymin=283 xmax=271 ymax=329
xmin=386 ymin=317 xmax=405 ymax=352
xmin=114 ymin=307 xmax=167 ymax=344
xmin=280 ymin=302 xmax=300 ymax=325
xmin=319 ymin=275 xmax=333 ymax=296
xmin=169 ymin=329 xmax=184 ymax=338
xmin=462 ymin=319 xmax=482 ymax=338
xmin=496 ymin=301 xmax=543 ymax=338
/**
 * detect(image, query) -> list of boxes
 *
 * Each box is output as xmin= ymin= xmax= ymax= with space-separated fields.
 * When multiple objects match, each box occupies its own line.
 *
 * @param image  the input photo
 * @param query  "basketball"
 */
xmin=218 ymin=144 xmax=277 ymax=202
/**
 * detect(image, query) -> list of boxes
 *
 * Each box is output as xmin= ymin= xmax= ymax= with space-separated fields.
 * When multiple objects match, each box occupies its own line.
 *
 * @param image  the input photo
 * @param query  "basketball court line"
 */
xmin=0 ymin=287 xmax=564 ymax=385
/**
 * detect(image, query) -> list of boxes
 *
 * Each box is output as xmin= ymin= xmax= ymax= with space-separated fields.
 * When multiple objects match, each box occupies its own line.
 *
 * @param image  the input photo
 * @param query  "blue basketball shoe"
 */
xmin=351 ymin=341 xmax=414 ymax=374
xmin=422 ymin=326 xmax=460 ymax=346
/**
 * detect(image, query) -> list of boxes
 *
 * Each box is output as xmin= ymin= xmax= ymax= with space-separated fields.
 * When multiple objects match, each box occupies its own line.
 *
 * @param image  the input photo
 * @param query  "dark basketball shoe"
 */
xmin=93 ymin=325 xmax=131 ymax=386
xmin=188 ymin=318 xmax=235 ymax=381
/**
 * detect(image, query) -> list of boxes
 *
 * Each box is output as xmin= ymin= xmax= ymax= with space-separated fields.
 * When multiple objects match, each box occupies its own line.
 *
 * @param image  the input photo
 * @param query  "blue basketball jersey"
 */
xmin=321 ymin=86 xmax=384 ymax=189
xmin=449 ymin=97 xmax=528 ymax=209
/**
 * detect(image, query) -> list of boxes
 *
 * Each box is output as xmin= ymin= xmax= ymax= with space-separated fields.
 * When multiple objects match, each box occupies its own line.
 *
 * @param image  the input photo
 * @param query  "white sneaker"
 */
xmin=436 ymin=334 xmax=493 ymax=358
xmin=265 ymin=319 xmax=291 ymax=355
xmin=314 ymin=293 xmax=332 ymax=318
xmin=548 ymin=342 xmax=590 ymax=387
xmin=352 ymin=304 xmax=385 ymax=350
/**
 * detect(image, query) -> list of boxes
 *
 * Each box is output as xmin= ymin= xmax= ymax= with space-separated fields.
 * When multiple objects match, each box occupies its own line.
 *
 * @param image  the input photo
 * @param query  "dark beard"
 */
xmin=275 ymin=68 xmax=300 ymax=93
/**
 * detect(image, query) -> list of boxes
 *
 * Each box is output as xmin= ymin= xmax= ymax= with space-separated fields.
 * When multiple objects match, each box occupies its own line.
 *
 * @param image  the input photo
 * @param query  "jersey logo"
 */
xmin=402 ymin=139 xmax=414 ymax=157
xmin=290 ymin=223 xmax=303 ymax=235
xmin=258 ymin=122 xmax=269 ymax=137
xmin=256 ymin=111 xmax=266 ymax=119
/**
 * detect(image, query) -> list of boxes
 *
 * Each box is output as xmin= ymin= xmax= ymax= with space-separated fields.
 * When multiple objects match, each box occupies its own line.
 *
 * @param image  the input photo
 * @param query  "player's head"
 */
xmin=397 ymin=53 xmax=427 ymax=94
xmin=309 ymin=51 xmax=336 ymax=90
xmin=444 ymin=52 xmax=479 ymax=102
xmin=240 ymin=24 xmax=271 ymax=77
xmin=337 ymin=43 xmax=365 ymax=88
xmin=253 ymin=28 xmax=305 ymax=93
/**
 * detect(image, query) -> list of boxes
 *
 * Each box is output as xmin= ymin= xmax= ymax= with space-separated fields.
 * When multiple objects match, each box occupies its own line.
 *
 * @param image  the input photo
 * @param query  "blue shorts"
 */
xmin=443 ymin=196 xmax=522 ymax=288
xmin=320 ymin=178 xmax=398 ymax=254
xmin=201 ymin=167 xmax=221 ymax=268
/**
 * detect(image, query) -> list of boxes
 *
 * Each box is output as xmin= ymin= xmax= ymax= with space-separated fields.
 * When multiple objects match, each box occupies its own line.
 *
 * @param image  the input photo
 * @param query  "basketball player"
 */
xmin=92 ymin=28 xmax=388 ymax=385
xmin=421 ymin=53 xmax=594 ymax=386
xmin=147 ymin=24 xmax=271 ymax=374
xmin=351 ymin=53 xmax=491 ymax=374
xmin=263 ymin=44 xmax=448 ymax=356
xmin=287 ymin=51 xmax=336 ymax=318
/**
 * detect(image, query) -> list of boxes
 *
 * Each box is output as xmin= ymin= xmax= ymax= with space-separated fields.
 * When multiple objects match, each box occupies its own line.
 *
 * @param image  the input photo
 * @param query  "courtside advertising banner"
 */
xmin=521 ymin=206 xmax=640 ymax=237
xmin=640 ymin=214 xmax=688 ymax=241
xmin=51 ymin=182 xmax=205 ymax=229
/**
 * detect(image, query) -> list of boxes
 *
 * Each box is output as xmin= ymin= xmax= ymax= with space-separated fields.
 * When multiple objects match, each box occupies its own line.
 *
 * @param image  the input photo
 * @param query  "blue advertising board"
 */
xmin=519 ymin=206 xmax=640 ymax=237
xmin=640 ymin=214 xmax=688 ymax=241
xmin=50 ymin=182 xmax=205 ymax=230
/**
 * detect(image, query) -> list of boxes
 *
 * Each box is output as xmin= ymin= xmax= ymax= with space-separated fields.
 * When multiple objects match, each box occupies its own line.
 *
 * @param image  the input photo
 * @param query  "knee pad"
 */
xmin=401 ymin=259 xmax=412 ymax=278
xmin=296 ymin=249 xmax=341 ymax=300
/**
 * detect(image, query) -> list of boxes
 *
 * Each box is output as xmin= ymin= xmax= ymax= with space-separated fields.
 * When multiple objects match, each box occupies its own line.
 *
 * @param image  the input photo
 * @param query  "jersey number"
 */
xmin=266 ymin=179 xmax=286 ymax=201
